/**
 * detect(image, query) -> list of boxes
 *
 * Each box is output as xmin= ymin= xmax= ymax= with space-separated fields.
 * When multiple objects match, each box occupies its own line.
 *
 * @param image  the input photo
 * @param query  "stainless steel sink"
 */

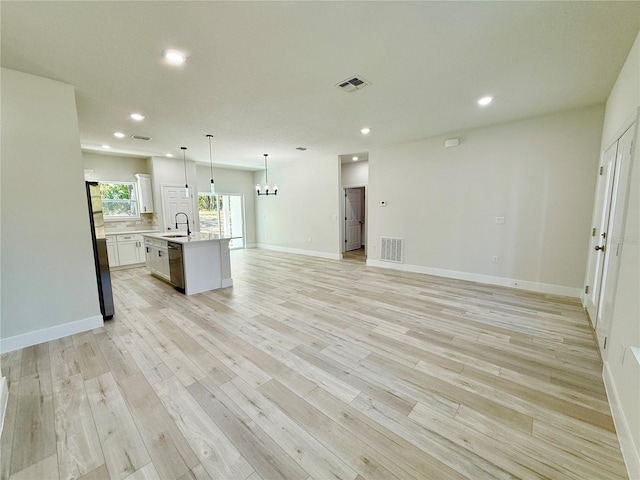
xmin=162 ymin=234 xmax=187 ymax=238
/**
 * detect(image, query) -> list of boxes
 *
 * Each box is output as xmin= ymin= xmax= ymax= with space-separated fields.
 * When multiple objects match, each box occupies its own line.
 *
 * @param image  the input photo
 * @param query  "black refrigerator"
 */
xmin=86 ymin=181 xmax=114 ymax=320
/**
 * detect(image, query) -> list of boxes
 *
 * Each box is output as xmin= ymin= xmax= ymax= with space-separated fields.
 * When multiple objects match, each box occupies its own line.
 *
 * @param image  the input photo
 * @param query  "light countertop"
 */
xmin=142 ymin=232 xmax=232 ymax=244
xmin=106 ymin=230 xmax=159 ymax=235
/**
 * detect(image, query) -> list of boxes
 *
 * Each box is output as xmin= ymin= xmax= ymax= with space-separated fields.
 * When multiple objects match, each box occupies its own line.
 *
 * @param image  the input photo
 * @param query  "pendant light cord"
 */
xmin=207 ymin=134 xmax=214 ymax=181
xmin=181 ymin=146 xmax=188 ymax=185
xmin=264 ymin=154 xmax=269 ymax=185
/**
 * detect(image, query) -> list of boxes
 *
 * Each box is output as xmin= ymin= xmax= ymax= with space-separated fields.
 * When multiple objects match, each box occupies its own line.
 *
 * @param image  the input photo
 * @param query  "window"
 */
xmin=99 ymin=182 xmax=139 ymax=220
xmin=198 ymin=193 xmax=245 ymax=248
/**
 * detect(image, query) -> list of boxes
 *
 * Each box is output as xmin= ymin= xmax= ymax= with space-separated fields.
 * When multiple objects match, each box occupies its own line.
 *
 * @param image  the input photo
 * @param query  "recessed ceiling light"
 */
xmin=360 ymin=127 xmax=370 ymax=135
xmin=165 ymin=153 xmax=174 ymax=157
xmin=478 ymin=96 xmax=494 ymax=106
xmin=352 ymin=156 xmax=359 ymax=161
xmin=101 ymin=144 xmax=111 ymax=149
xmin=113 ymin=132 xmax=125 ymax=138
xmin=163 ymin=49 xmax=187 ymax=65
xmin=130 ymin=113 xmax=145 ymax=121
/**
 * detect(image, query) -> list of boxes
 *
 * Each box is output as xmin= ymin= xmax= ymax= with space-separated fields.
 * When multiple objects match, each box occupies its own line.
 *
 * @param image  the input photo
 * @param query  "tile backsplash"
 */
xmin=104 ymin=213 xmax=158 ymax=232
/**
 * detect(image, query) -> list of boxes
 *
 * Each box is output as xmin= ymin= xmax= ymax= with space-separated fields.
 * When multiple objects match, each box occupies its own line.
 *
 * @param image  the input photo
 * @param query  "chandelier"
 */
xmin=255 ymin=154 xmax=278 ymax=196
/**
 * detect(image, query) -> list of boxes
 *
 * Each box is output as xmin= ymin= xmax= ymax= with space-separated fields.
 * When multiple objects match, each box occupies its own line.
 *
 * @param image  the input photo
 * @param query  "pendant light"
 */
xmin=181 ymin=146 xmax=190 ymax=198
xmin=255 ymin=154 xmax=278 ymax=196
xmin=206 ymin=134 xmax=215 ymax=194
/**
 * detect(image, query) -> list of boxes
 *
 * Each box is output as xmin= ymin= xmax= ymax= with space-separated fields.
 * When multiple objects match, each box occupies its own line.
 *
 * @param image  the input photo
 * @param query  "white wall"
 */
xmin=149 ymin=155 xmax=198 ymax=232
xmin=341 ymin=161 xmax=369 ymax=186
xmin=83 ymin=152 xmax=149 ymax=181
xmin=0 ymin=68 xmax=102 ymax=352
xmin=254 ymin=155 xmax=341 ymax=259
xmin=367 ymin=105 xmax=604 ymax=296
xmin=596 ymin=30 xmax=640 ymax=480
xmin=196 ymin=165 xmax=257 ymax=246
xmin=602 ymin=33 xmax=640 ymax=148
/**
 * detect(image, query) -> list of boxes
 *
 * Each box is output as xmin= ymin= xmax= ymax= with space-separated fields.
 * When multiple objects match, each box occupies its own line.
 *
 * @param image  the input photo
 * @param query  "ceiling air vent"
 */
xmin=336 ymin=76 xmax=370 ymax=93
xmin=296 ymin=147 xmax=307 ymax=151
xmin=131 ymin=134 xmax=151 ymax=141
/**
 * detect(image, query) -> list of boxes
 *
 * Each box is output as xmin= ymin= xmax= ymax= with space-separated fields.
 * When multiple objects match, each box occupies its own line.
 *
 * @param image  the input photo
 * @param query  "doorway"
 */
xmin=584 ymin=122 xmax=635 ymax=354
xmin=344 ymin=187 xmax=365 ymax=253
xmin=198 ymin=193 xmax=245 ymax=249
xmin=340 ymin=154 xmax=369 ymax=261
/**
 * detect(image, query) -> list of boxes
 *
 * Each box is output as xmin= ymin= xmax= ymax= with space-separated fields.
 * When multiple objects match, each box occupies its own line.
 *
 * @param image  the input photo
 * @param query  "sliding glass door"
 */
xmin=198 ymin=193 xmax=245 ymax=248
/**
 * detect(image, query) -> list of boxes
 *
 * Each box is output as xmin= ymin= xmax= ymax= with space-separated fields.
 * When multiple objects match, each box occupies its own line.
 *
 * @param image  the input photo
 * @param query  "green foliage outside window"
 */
xmin=198 ymin=194 xmax=217 ymax=211
xmin=100 ymin=182 xmax=139 ymax=219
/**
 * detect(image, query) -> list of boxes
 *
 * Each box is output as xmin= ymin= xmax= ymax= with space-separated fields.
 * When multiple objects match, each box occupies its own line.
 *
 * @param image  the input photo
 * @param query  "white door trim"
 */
xmin=341 ymin=184 xmax=367 ymax=254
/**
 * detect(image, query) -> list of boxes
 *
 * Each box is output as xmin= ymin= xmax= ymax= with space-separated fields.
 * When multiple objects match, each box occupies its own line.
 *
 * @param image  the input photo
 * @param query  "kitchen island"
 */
xmin=143 ymin=232 xmax=232 ymax=295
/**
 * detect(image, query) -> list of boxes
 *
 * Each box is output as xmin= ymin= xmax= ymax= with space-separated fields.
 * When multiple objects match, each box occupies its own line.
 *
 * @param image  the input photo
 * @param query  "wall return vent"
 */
xmin=380 ymin=237 xmax=404 ymax=263
xmin=336 ymin=76 xmax=370 ymax=93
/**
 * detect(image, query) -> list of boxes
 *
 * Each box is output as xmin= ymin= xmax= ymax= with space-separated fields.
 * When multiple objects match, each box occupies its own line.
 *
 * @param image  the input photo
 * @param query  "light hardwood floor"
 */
xmin=1 ymin=249 xmax=628 ymax=480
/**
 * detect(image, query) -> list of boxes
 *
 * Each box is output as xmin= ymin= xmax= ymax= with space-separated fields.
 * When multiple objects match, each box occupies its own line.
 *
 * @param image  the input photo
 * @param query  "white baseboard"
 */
xmin=0 ymin=376 xmax=8 ymax=439
xmin=256 ymin=244 xmax=341 ymax=261
xmin=244 ymin=243 xmax=258 ymax=249
xmin=603 ymin=361 xmax=639 ymax=480
xmin=0 ymin=315 xmax=103 ymax=354
xmin=366 ymin=260 xmax=582 ymax=298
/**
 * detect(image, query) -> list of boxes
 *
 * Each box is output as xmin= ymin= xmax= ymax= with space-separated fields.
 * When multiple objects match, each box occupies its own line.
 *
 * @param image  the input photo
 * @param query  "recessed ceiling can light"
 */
xmin=360 ymin=127 xmax=370 ymax=135
xmin=101 ymin=144 xmax=111 ymax=149
xmin=130 ymin=113 xmax=145 ymax=121
xmin=163 ymin=49 xmax=186 ymax=65
xmin=165 ymin=153 xmax=174 ymax=157
xmin=113 ymin=132 xmax=125 ymax=138
xmin=352 ymin=156 xmax=359 ymax=161
xmin=478 ymin=96 xmax=494 ymax=106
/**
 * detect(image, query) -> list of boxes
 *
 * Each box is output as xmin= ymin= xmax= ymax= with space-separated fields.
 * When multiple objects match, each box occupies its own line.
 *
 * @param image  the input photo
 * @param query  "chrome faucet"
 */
xmin=175 ymin=212 xmax=191 ymax=236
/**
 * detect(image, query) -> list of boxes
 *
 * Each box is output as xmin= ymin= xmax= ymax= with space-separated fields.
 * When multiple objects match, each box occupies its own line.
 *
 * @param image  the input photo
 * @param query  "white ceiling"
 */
xmin=2 ymin=1 xmax=639 ymax=170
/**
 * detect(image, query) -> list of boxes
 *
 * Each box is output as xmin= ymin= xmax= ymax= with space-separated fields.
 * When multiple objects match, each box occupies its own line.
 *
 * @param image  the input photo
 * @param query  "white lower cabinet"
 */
xmin=106 ymin=236 xmax=119 ymax=267
xmin=106 ymin=233 xmax=147 ymax=268
xmin=144 ymin=238 xmax=170 ymax=281
xmin=117 ymin=234 xmax=144 ymax=266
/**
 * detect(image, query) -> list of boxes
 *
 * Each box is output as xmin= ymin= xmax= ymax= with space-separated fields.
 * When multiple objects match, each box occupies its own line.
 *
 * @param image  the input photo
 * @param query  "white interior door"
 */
xmin=585 ymin=143 xmax=618 ymax=325
xmin=162 ymin=185 xmax=195 ymax=233
xmin=595 ymin=125 xmax=635 ymax=352
xmin=345 ymin=188 xmax=362 ymax=251
xmin=584 ymin=124 xmax=635 ymax=337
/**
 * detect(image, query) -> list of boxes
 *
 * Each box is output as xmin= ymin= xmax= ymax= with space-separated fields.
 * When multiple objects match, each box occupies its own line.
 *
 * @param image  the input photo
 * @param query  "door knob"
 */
xmin=595 ymin=245 xmax=605 ymax=252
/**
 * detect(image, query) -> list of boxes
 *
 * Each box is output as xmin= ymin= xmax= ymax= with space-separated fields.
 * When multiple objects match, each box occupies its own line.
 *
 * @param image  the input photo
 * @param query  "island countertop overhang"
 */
xmin=142 ymin=232 xmax=232 ymax=245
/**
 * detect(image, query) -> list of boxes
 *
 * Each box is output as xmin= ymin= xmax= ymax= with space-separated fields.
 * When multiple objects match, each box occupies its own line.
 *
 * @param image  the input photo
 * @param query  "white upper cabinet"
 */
xmin=135 ymin=173 xmax=154 ymax=213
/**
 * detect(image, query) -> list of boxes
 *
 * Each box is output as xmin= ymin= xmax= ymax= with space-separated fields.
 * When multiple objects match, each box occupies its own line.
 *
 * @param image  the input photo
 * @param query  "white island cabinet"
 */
xmin=143 ymin=232 xmax=232 ymax=295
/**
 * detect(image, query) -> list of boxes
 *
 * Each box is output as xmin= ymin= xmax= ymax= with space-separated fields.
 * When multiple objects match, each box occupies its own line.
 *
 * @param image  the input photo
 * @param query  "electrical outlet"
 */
xmin=495 ymin=216 xmax=505 ymax=225
xmin=492 ymin=256 xmax=499 ymax=263
xmin=371 ymin=243 xmax=376 ymax=250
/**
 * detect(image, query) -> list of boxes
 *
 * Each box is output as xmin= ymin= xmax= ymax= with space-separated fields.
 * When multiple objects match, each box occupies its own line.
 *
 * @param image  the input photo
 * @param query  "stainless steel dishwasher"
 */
xmin=167 ymin=242 xmax=185 ymax=292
